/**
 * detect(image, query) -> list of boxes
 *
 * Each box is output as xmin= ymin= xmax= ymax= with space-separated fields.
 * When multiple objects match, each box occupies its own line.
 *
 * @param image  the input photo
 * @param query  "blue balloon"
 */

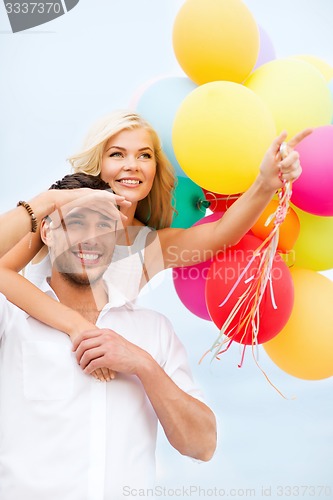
xmin=135 ymin=76 xmax=197 ymax=176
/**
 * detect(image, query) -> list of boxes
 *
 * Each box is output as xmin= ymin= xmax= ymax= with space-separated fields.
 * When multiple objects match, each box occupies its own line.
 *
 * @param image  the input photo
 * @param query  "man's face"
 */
xmin=48 ymin=206 xmax=116 ymax=286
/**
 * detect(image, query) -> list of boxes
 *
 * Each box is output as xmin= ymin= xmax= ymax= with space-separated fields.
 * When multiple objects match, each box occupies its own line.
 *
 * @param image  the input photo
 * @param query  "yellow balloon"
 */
xmin=172 ymin=0 xmax=259 ymax=85
xmin=287 ymin=205 xmax=333 ymax=271
xmin=293 ymin=55 xmax=333 ymax=82
xmin=172 ymin=81 xmax=276 ymax=194
xmin=244 ymin=58 xmax=333 ymax=138
xmin=264 ymin=267 xmax=333 ymax=380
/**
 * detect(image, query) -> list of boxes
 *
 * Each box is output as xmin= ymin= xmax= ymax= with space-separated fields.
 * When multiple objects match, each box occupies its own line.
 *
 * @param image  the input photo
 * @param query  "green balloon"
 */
xmin=171 ymin=176 xmax=208 ymax=228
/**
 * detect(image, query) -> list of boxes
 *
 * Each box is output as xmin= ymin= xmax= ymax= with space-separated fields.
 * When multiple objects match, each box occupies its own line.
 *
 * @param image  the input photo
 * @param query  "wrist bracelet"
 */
xmin=17 ymin=201 xmax=38 ymax=233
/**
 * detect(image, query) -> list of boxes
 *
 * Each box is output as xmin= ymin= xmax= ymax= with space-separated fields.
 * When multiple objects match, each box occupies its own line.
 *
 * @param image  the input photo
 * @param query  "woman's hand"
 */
xmin=48 ymin=188 xmax=131 ymax=227
xmin=258 ymin=128 xmax=313 ymax=192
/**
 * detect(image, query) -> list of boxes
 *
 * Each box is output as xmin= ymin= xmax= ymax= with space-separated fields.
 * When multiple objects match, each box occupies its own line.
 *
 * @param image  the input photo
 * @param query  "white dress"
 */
xmin=24 ymin=226 xmax=153 ymax=304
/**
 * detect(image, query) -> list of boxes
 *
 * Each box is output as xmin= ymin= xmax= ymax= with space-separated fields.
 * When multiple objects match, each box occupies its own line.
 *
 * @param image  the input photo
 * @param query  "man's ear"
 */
xmin=40 ymin=217 xmax=53 ymax=247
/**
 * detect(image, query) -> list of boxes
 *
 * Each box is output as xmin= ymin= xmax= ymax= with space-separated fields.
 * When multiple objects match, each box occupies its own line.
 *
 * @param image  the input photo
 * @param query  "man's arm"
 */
xmin=73 ymin=328 xmax=217 ymax=462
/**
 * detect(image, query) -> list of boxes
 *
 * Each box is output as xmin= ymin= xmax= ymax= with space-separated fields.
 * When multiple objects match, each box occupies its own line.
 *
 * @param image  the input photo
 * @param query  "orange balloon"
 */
xmin=264 ymin=267 xmax=333 ymax=380
xmin=250 ymin=200 xmax=300 ymax=253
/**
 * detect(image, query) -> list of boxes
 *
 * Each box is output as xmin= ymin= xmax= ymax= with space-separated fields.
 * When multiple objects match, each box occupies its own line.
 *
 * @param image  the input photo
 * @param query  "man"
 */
xmin=0 ymin=174 xmax=217 ymax=500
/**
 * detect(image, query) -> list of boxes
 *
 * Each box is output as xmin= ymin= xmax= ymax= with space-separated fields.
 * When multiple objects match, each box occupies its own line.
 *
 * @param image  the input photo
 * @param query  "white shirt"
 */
xmin=0 ymin=280 xmax=204 ymax=500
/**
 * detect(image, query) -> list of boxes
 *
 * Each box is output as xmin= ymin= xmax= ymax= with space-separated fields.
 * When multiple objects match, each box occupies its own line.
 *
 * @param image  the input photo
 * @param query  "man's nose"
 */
xmin=79 ymin=226 xmax=100 ymax=246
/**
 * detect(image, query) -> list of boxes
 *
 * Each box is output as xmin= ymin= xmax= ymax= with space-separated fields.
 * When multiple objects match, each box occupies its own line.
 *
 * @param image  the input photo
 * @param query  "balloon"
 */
xmin=171 ymin=176 xmax=207 ymax=228
xmin=289 ymin=205 xmax=333 ymax=272
xmin=205 ymin=235 xmax=294 ymax=345
xmin=250 ymin=199 xmax=300 ymax=253
xmin=329 ymin=79 xmax=333 ymax=124
xmin=291 ymin=125 xmax=333 ymax=216
xmin=172 ymin=212 xmax=224 ymax=320
xmin=172 ymin=0 xmax=259 ymax=85
xmin=202 ymin=189 xmax=241 ymax=213
xmin=135 ymin=76 xmax=197 ymax=176
xmin=172 ymin=81 xmax=276 ymax=194
xmin=128 ymin=74 xmax=172 ymax=109
xmin=253 ymin=25 xmax=276 ymax=70
xmin=292 ymin=55 xmax=333 ymax=82
xmin=244 ymin=58 xmax=333 ymax=138
xmin=264 ymin=267 xmax=333 ymax=380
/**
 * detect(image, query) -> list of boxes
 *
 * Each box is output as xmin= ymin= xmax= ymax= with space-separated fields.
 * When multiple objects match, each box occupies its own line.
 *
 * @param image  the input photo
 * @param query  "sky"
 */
xmin=1 ymin=1 xmax=333 ymax=499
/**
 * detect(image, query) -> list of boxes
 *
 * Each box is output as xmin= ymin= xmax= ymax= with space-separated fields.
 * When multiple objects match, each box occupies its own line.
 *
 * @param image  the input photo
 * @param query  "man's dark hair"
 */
xmin=49 ymin=173 xmax=112 ymax=191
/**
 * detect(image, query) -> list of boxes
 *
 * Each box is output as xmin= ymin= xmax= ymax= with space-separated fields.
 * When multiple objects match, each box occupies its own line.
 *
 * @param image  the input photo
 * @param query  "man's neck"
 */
xmin=49 ymin=272 xmax=109 ymax=324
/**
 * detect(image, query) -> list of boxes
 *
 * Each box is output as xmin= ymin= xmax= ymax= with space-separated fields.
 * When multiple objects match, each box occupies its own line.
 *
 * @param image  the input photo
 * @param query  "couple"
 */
xmin=0 ymin=110 xmax=308 ymax=499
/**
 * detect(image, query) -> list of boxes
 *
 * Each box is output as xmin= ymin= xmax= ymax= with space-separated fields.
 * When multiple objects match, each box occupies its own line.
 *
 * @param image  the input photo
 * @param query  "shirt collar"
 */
xmin=37 ymin=277 xmax=135 ymax=316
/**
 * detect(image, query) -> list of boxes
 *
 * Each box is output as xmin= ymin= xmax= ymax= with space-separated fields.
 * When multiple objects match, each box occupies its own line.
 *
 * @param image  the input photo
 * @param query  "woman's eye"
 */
xmin=139 ymin=152 xmax=152 ymax=159
xmin=109 ymin=152 xmax=122 ymax=158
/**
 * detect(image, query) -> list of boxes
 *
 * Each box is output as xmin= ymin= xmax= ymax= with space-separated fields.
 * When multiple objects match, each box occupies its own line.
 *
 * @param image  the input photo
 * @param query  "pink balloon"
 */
xmin=172 ymin=260 xmax=213 ymax=321
xmin=193 ymin=211 xmax=223 ymax=226
xmin=292 ymin=125 xmax=333 ymax=216
xmin=172 ymin=212 xmax=224 ymax=320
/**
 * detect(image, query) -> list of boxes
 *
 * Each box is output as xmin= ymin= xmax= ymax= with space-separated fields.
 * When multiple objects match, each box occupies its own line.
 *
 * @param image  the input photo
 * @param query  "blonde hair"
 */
xmin=68 ymin=110 xmax=176 ymax=229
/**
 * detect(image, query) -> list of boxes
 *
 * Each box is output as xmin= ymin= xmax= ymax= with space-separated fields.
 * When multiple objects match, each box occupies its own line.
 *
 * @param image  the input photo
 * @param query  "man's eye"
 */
xmin=99 ymin=222 xmax=113 ymax=229
xmin=67 ymin=220 xmax=84 ymax=226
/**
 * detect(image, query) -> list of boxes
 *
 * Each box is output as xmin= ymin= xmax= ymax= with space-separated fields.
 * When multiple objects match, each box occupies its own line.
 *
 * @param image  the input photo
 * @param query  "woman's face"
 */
xmin=101 ymin=128 xmax=157 ymax=205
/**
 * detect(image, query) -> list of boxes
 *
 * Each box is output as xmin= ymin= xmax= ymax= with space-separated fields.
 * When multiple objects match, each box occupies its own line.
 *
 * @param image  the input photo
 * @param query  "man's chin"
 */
xmin=60 ymin=270 xmax=106 ymax=287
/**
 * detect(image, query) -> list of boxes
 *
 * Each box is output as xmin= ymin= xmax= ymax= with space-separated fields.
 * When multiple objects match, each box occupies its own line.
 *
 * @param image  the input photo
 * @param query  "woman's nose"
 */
xmin=123 ymin=156 xmax=139 ymax=170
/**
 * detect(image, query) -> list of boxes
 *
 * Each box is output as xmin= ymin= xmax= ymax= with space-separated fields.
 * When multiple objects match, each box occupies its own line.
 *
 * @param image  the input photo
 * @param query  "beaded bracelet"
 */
xmin=17 ymin=201 xmax=38 ymax=233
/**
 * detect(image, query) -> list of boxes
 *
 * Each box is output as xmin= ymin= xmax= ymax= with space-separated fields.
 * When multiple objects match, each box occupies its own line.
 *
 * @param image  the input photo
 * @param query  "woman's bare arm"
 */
xmin=157 ymin=130 xmax=311 ymax=268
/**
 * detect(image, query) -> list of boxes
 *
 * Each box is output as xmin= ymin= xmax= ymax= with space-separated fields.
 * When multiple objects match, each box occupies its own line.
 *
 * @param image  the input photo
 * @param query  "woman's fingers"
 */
xmin=287 ymin=128 xmax=313 ymax=149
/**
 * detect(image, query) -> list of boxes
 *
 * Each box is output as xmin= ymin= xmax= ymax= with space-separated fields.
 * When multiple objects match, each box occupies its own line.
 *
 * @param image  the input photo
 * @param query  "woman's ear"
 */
xmin=40 ymin=217 xmax=53 ymax=247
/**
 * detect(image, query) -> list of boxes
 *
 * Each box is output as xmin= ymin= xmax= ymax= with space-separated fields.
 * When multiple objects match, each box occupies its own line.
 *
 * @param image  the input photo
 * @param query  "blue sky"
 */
xmin=1 ymin=1 xmax=333 ymax=498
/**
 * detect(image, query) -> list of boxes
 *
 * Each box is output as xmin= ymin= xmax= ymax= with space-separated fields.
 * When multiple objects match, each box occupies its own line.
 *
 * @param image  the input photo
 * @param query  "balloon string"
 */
xmin=201 ymin=144 xmax=294 ymax=397
xmin=238 ymin=344 xmax=247 ymax=368
xmin=250 ymin=343 xmax=294 ymax=400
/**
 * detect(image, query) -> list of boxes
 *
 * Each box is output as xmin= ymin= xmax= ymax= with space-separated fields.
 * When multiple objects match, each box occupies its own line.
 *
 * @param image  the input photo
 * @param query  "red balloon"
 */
xmin=205 ymin=235 xmax=294 ymax=345
xmin=202 ymin=189 xmax=241 ymax=212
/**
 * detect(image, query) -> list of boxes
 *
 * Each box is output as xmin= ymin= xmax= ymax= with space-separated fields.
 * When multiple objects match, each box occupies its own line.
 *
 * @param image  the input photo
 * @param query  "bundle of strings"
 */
xmin=207 ymin=143 xmax=293 ymax=385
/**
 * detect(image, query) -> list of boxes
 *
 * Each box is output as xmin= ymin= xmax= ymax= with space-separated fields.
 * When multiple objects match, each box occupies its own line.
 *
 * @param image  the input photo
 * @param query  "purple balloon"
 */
xmin=253 ymin=25 xmax=276 ymax=70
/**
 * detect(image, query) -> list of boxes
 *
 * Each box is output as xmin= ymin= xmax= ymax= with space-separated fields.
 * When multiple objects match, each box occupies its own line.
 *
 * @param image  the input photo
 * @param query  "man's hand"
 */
xmin=69 ymin=321 xmax=117 ymax=382
xmin=72 ymin=328 xmax=217 ymax=462
xmin=72 ymin=328 xmax=151 ymax=376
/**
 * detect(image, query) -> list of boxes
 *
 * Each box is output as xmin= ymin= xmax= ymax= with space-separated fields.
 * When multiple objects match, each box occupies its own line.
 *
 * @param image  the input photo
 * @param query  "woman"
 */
xmin=0 ymin=110 xmax=310 ymax=354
